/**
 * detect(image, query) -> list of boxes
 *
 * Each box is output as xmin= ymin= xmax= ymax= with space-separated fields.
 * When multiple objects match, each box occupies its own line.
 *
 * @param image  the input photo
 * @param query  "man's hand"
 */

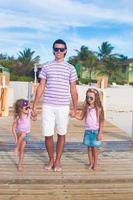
xmin=69 ymin=108 xmax=77 ymax=118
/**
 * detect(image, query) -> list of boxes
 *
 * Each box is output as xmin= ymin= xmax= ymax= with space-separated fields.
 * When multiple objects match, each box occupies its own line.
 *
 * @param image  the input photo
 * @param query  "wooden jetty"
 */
xmin=0 ymin=114 xmax=133 ymax=200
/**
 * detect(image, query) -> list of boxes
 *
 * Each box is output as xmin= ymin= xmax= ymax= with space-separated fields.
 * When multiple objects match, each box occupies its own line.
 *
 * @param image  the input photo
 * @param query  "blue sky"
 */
xmin=0 ymin=0 xmax=133 ymax=63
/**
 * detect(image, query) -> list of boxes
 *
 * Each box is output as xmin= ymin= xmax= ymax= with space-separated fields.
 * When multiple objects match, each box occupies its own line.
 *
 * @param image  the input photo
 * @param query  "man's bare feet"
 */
xmin=53 ymin=160 xmax=62 ymax=172
xmin=53 ymin=167 xmax=62 ymax=172
xmin=45 ymin=160 xmax=54 ymax=170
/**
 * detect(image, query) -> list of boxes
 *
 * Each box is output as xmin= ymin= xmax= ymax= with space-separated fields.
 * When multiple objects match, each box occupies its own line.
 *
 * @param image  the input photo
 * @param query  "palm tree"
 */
xmin=0 ymin=53 xmax=18 ymax=73
xmin=97 ymin=56 xmax=125 ymax=83
xmin=97 ymin=42 xmax=128 ymax=84
xmin=17 ymin=48 xmax=40 ymax=76
xmin=98 ymin=41 xmax=114 ymax=60
xmin=0 ymin=53 xmax=7 ymax=60
xmin=75 ymin=46 xmax=98 ymax=84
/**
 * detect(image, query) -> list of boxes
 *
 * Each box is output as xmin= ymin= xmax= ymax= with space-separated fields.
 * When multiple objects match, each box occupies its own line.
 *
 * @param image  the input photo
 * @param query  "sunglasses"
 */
xmin=23 ymin=106 xmax=30 ymax=110
xmin=53 ymin=47 xmax=66 ymax=52
xmin=86 ymin=96 xmax=94 ymax=101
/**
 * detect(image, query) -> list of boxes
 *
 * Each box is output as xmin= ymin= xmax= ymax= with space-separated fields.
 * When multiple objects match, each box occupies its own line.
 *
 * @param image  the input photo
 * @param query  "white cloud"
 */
xmin=0 ymin=0 xmax=133 ymax=61
xmin=0 ymin=0 xmax=133 ymax=30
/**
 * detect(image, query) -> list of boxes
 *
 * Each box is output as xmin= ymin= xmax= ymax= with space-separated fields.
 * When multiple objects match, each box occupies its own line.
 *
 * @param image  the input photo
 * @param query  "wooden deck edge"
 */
xmin=1 ymin=178 xmax=133 ymax=184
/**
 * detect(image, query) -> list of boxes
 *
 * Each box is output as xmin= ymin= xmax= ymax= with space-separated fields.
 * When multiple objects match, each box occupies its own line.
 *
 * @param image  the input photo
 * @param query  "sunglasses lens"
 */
xmin=54 ymin=48 xmax=65 ymax=52
xmin=60 ymin=48 xmax=65 ymax=52
xmin=86 ymin=96 xmax=93 ymax=101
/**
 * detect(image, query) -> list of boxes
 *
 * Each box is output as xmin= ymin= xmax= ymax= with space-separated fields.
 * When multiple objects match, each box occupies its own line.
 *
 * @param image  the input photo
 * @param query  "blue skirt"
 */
xmin=16 ymin=132 xmax=30 ymax=143
xmin=83 ymin=130 xmax=101 ymax=148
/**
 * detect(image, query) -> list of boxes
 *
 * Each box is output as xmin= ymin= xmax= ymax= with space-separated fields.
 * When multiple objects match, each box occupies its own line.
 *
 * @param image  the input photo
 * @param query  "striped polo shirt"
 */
xmin=39 ymin=60 xmax=78 ymax=106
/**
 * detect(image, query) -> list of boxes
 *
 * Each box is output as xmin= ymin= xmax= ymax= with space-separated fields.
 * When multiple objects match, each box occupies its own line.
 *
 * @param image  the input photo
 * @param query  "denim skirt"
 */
xmin=17 ymin=132 xmax=30 ymax=143
xmin=83 ymin=129 xmax=101 ymax=148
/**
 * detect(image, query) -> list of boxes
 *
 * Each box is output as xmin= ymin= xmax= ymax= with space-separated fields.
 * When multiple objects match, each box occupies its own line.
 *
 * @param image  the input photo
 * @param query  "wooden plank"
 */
xmin=0 ymin=113 xmax=133 ymax=199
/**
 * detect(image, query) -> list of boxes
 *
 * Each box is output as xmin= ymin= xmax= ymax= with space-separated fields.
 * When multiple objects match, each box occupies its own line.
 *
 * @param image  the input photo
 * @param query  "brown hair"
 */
xmin=13 ymin=99 xmax=26 ymax=119
xmin=82 ymin=88 xmax=104 ymax=123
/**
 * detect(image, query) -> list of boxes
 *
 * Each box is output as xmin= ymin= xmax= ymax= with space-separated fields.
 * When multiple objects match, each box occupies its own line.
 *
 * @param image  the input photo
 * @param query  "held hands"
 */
xmin=74 ymin=110 xmax=82 ymax=120
xmin=31 ymin=107 xmax=37 ymax=118
xmin=69 ymin=108 xmax=77 ymax=118
xmin=31 ymin=107 xmax=37 ymax=121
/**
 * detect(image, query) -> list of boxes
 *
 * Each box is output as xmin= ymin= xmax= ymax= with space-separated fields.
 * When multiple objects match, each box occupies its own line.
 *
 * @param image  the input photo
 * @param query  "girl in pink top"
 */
xmin=76 ymin=88 xmax=104 ymax=170
xmin=12 ymin=99 xmax=36 ymax=171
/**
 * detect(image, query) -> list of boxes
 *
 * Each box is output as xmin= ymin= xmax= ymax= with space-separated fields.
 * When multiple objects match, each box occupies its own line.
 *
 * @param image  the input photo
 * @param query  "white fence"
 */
xmin=8 ymin=82 xmax=95 ymax=104
xmin=103 ymin=87 xmax=133 ymax=137
xmin=9 ymin=81 xmax=33 ymax=106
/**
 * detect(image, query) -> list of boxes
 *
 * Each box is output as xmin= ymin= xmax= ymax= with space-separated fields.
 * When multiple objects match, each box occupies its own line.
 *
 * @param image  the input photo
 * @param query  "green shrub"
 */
xmin=115 ymin=80 xmax=128 ymax=85
xmin=11 ymin=74 xmax=33 ymax=82
xmin=79 ymin=78 xmax=97 ymax=84
xmin=80 ymin=78 xmax=90 ymax=84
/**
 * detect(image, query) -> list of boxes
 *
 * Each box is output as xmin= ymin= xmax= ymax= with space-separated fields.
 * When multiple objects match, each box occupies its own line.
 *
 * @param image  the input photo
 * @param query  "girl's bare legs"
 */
xmin=92 ymin=147 xmax=98 ymax=170
xmin=87 ymin=147 xmax=93 ymax=169
xmin=14 ymin=132 xmax=25 ymax=157
xmin=18 ymin=140 xmax=26 ymax=171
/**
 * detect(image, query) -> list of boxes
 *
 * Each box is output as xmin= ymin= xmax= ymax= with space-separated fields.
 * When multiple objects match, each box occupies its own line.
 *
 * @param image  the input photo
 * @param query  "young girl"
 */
xmin=76 ymin=88 xmax=104 ymax=170
xmin=12 ymin=99 xmax=36 ymax=171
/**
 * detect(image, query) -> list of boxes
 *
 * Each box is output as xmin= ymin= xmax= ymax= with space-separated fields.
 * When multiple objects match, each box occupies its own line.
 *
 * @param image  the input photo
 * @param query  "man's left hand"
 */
xmin=69 ymin=109 xmax=77 ymax=118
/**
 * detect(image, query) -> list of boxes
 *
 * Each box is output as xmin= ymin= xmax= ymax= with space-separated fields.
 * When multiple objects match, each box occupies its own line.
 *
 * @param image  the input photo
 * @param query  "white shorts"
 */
xmin=42 ymin=104 xmax=70 ymax=137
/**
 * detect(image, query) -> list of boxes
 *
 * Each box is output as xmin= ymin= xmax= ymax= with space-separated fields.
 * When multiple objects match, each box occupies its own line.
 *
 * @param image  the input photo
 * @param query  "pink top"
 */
xmin=16 ymin=111 xmax=31 ymax=133
xmin=85 ymin=107 xmax=99 ymax=130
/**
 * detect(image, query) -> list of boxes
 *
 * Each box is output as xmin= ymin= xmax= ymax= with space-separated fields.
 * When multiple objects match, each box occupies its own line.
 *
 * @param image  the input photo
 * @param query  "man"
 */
xmin=32 ymin=39 xmax=78 ymax=172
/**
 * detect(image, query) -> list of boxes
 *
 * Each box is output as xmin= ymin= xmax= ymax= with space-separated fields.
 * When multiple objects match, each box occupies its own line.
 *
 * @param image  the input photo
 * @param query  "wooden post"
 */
xmin=1 ymin=88 xmax=8 ymax=116
xmin=0 ymin=72 xmax=10 ymax=117
xmin=97 ymin=76 xmax=108 ymax=89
